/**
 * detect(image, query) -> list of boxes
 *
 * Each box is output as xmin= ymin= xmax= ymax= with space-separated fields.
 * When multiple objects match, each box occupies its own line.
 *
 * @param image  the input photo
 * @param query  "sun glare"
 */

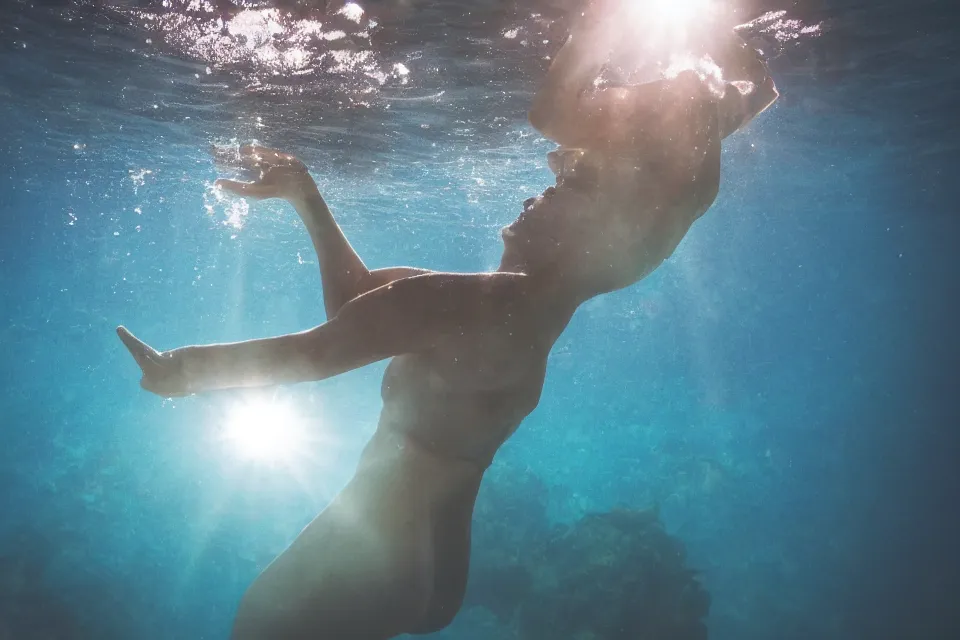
xmin=222 ymin=398 xmax=309 ymax=466
xmin=625 ymin=0 xmax=718 ymax=45
xmin=648 ymin=0 xmax=713 ymax=27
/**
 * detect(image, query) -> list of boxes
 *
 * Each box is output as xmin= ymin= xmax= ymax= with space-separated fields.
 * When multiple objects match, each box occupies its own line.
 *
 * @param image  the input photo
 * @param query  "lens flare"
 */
xmin=629 ymin=0 xmax=717 ymax=40
xmin=648 ymin=0 xmax=712 ymax=27
xmin=222 ymin=398 xmax=309 ymax=465
xmin=602 ymin=0 xmax=723 ymax=81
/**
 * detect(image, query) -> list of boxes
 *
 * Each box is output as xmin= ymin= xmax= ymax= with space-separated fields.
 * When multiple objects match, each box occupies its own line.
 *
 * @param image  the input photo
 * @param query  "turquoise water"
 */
xmin=1 ymin=0 xmax=957 ymax=639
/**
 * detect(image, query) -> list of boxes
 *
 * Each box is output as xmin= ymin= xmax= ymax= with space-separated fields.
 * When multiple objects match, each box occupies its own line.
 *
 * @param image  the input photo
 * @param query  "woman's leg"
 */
xmin=409 ymin=481 xmax=478 ymax=634
xmin=231 ymin=470 xmax=436 ymax=640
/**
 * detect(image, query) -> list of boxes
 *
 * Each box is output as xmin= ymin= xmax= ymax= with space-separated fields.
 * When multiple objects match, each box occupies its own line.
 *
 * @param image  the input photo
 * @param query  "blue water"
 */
xmin=1 ymin=0 xmax=957 ymax=638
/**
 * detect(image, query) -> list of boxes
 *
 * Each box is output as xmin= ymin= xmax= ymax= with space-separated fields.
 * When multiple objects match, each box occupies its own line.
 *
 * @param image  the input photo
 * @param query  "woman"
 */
xmin=118 ymin=4 xmax=777 ymax=638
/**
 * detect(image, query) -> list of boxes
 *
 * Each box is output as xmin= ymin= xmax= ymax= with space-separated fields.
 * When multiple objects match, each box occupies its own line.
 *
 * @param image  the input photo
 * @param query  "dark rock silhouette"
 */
xmin=0 ymin=528 xmax=136 ymax=640
xmin=468 ymin=467 xmax=709 ymax=639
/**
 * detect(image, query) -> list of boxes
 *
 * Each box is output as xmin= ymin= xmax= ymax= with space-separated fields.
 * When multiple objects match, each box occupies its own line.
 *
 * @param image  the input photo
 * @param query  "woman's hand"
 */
xmin=212 ymin=145 xmax=318 ymax=203
xmin=706 ymin=30 xmax=768 ymax=83
xmin=117 ymin=327 xmax=190 ymax=397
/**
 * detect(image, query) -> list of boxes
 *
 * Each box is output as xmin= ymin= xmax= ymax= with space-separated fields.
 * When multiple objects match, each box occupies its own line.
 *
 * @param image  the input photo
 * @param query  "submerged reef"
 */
xmin=468 ymin=466 xmax=709 ymax=640
xmin=0 ymin=528 xmax=136 ymax=640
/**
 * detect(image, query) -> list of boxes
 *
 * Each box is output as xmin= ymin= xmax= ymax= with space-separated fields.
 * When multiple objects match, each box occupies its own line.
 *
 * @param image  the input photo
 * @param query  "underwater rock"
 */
xmin=520 ymin=507 xmax=710 ymax=640
xmin=467 ymin=463 xmax=549 ymax=617
xmin=0 ymin=527 xmax=137 ymax=640
xmin=468 ymin=468 xmax=710 ymax=639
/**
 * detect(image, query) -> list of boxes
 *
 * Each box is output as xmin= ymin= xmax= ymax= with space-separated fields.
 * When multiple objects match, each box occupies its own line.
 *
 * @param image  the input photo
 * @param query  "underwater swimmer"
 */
xmin=117 ymin=3 xmax=777 ymax=639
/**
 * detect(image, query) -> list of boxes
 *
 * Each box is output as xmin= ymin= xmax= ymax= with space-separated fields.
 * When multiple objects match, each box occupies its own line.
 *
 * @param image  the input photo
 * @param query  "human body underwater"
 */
xmin=118 ymin=0 xmax=778 ymax=637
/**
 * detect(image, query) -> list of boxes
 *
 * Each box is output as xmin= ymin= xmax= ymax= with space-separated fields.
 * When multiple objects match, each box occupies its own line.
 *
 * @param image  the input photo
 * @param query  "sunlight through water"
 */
xmin=645 ymin=0 xmax=715 ymax=30
xmin=222 ymin=397 xmax=310 ymax=466
xmin=624 ymin=0 xmax=719 ymax=47
xmin=120 ymin=1 xmax=406 ymax=96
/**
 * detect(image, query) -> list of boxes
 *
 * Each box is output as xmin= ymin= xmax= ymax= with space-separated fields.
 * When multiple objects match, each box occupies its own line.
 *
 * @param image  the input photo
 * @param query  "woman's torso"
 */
xmin=374 ymin=318 xmax=551 ymax=470
xmin=361 ymin=81 xmax=723 ymax=488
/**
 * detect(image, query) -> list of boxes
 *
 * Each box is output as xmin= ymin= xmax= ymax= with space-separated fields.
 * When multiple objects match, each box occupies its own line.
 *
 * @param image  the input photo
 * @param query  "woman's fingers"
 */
xmin=210 ymin=145 xmax=303 ymax=198
xmin=212 ymin=145 xmax=270 ymax=175
xmin=214 ymin=179 xmax=276 ymax=199
xmin=117 ymin=326 xmax=163 ymax=373
xmin=211 ymin=144 xmax=247 ymax=168
xmin=239 ymin=145 xmax=287 ymax=162
xmin=237 ymin=146 xmax=290 ymax=174
xmin=212 ymin=145 xmax=299 ymax=179
xmin=117 ymin=326 xmax=187 ymax=397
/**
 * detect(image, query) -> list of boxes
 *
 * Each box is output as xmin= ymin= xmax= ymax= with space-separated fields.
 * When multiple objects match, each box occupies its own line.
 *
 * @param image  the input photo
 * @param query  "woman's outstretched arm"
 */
xmin=118 ymin=321 xmax=366 ymax=397
xmin=118 ymin=272 xmax=524 ymax=397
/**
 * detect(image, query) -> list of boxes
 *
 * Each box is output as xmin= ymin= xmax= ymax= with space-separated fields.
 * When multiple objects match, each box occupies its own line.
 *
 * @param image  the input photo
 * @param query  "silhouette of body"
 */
xmin=118 ymin=5 xmax=777 ymax=638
